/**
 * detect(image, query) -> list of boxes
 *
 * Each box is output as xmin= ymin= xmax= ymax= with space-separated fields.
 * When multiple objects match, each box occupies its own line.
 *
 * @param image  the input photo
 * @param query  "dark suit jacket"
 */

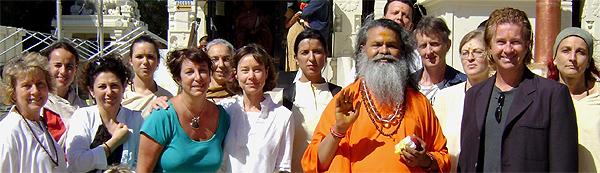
xmin=457 ymin=68 xmax=578 ymax=172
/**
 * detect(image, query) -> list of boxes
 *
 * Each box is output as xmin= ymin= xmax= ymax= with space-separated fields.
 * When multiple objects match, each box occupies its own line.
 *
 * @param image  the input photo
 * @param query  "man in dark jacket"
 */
xmin=458 ymin=7 xmax=578 ymax=172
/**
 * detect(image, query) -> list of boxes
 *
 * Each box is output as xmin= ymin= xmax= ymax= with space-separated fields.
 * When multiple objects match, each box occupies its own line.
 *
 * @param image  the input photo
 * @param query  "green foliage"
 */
xmin=137 ymin=0 xmax=168 ymax=40
xmin=0 ymin=0 xmax=55 ymax=33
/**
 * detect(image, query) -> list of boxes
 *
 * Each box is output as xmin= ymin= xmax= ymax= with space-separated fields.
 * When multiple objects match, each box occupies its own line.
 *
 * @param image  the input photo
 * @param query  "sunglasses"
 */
xmin=495 ymin=92 xmax=505 ymax=123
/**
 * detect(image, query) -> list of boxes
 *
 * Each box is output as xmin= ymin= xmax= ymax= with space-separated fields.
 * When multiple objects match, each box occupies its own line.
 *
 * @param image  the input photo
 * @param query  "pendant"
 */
xmin=190 ymin=121 xmax=200 ymax=128
xmin=190 ymin=116 xmax=200 ymax=128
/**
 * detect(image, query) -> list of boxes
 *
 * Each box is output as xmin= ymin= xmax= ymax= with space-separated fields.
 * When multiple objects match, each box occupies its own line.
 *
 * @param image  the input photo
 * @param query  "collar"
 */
xmin=444 ymin=65 xmax=468 ymax=87
xmin=236 ymin=94 xmax=275 ymax=119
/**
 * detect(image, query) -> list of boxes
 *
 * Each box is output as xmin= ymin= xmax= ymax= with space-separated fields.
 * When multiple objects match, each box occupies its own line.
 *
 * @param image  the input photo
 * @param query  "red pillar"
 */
xmin=535 ymin=0 xmax=561 ymax=63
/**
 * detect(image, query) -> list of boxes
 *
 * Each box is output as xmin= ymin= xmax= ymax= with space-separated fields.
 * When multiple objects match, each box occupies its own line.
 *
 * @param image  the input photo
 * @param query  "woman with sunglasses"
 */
xmin=65 ymin=55 xmax=143 ymax=172
xmin=0 ymin=53 xmax=67 ymax=172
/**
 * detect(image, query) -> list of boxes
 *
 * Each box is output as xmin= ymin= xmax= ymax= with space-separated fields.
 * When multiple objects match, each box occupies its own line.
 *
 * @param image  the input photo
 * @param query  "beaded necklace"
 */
xmin=359 ymin=80 xmax=405 ymax=137
xmin=20 ymin=114 xmax=59 ymax=167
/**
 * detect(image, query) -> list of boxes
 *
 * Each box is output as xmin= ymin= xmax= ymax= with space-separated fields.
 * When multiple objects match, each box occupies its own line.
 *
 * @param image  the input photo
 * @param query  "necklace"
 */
xmin=182 ymin=100 xmax=207 ymax=129
xmin=360 ymin=80 xmax=405 ymax=137
xmin=20 ymin=114 xmax=59 ymax=167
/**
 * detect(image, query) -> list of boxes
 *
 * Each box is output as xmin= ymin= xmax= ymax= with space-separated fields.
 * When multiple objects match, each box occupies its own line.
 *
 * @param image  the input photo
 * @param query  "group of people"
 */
xmin=0 ymin=0 xmax=598 ymax=172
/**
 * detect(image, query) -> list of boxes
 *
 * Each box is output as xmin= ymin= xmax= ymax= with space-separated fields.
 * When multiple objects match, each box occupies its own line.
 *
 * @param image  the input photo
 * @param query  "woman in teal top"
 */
xmin=136 ymin=48 xmax=230 ymax=172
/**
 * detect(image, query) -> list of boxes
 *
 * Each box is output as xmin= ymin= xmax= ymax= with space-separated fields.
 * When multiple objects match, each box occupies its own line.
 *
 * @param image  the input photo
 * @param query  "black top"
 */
xmin=89 ymin=124 xmax=123 ymax=172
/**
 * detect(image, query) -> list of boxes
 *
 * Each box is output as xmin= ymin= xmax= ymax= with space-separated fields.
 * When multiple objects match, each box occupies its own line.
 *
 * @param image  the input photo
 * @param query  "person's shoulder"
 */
xmin=436 ymin=82 xmax=465 ymax=100
xmin=217 ymin=97 xmax=239 ymax=110
xmin=533 ymin=74 xmax=566 ymax=90
xmin=264 ymin=96 xmax=293 ymax=121
xmin=405 ymin=87 xmax=430 ymax=106
xmin=73 ymin=106 xmax=97 ymax=117
xmin=272 ymin=103 xmax=292 ymax=116
xmin=215 ymin=104 xmax=229 ymax=117
xmin=121 ymin=106 xmax=144 ymax=120
xmin=0 ymin=111 xmax=23 ymax=132
xmin=0 ymin=112 xmax=22 ymax=145
xmin=145 ymin=101 xmax=176 ymax=120
xmin=466 ymin=76 xmax=494 ymax=95
xmin=156 ymin=85 xmax=174 ymax=98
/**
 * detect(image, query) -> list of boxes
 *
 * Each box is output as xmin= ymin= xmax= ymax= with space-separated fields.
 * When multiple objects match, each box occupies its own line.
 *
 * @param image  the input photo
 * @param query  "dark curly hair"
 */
xmin=165 ymin=48 xmax=212 ymax=83
xmin=78 ymin=54 xmax=132 ymax=92
xmin=228 ymin=44 xmax=278 ymax=95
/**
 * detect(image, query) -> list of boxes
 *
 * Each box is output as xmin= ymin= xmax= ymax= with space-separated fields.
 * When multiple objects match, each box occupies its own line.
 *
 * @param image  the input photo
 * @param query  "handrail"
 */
xmin=87 ymin=26 xmax=167 ymax=60
xmin=0 ymin=25 xmax=164 ymax=63
xmin=0 ymin=28 xmax=23 ymax=43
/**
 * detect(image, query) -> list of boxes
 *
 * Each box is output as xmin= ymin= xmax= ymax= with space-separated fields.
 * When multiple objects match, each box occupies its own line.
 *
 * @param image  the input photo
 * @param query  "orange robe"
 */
xmin=302 ymin=79 xmax=451 ymax=172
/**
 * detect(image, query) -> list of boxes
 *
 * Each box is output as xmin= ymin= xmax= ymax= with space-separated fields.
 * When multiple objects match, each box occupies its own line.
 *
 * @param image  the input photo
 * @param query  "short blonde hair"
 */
xmin=1 ymin=53 xmax=54 ymax=105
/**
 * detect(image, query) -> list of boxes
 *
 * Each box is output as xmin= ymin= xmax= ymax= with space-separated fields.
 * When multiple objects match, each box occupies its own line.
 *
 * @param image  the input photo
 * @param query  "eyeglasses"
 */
xmin=460 ymin=49 xmax=485 ymax=59
xmin=495 ymin=92 xmax=505 ymax=123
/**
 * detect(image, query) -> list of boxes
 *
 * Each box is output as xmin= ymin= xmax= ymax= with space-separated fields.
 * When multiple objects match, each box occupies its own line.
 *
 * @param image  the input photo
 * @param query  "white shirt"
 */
xmin=44 ymin=89 xmax=88 ymax=148
xmin=65 ymin=106 xmax=144 ymax=172
xmin=432 ymin=82 xmax=466 ymax=172
xmin=0 ymin=107 xmax=67 ymax=172
xmin=573 ymin=82 xmax=600 ymax=172
xmin=419 ymin=79 xmax=446 ymax=104
xmin=273 ymin=81 xmax=335 ymax=172
xmin=219 ymin=95 xmax=294 ymax=173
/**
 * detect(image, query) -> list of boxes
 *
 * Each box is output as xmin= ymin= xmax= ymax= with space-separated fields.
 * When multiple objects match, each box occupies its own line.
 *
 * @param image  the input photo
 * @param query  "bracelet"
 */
xmin=330 ymin=126 xmax=346 ymax=139
xmin=422 ymin=153 xmax=434 ymax=172
xmin=103 ymin=142 xmax=112 ymax=153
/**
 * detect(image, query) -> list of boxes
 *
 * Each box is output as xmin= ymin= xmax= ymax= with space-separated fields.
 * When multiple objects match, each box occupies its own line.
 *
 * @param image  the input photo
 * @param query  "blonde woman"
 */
xmin=0 ymin=53 xmax=67 ymax=172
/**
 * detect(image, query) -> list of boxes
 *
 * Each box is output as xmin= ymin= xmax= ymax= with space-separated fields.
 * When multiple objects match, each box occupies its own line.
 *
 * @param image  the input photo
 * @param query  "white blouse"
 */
xmin=0 ymin=107 xmax=67 ymax=172
xmin=65 ymin=106 xmax=144 ymax=172
xmin=432 ymin=82 xmax=466 ymax=172
xmin=273 ymin=81 xmax=335 ymax=172
xmin=219 ymin=95 xmax=294 ymax=173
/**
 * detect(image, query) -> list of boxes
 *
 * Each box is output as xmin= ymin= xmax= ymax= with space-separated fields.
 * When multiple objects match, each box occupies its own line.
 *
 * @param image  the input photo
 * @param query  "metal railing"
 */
xmin=0 ymin=27 xmax=100 ymax=63
xmin=0 ymin=26 xmax=166 ymax=63
xmin=87 ymin=27 xmax=167 ymax=60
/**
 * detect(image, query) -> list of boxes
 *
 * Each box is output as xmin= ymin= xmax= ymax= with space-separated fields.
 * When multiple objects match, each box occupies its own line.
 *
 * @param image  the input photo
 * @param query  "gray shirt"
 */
xmin=483 ymin=86 xmax=518 ymax=172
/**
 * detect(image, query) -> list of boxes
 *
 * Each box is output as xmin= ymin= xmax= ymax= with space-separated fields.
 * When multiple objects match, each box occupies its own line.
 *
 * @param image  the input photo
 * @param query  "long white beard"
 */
xmin=357 ymin=52 xmax=409 ymax=107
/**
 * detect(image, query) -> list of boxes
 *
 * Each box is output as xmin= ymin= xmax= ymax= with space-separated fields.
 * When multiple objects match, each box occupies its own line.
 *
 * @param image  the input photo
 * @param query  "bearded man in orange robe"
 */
xmin=302 ymin=18 xmax=450 ymax=172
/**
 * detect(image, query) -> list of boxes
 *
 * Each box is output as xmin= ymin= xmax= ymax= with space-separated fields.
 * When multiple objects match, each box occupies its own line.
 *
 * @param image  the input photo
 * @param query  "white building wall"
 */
xmin=0 ymin=26 xmax=23 ymax=63
xmin=582 ymin=0 xmax=600 ymax=70
xmin=167 ymin=0 xmax=207 ymax=50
